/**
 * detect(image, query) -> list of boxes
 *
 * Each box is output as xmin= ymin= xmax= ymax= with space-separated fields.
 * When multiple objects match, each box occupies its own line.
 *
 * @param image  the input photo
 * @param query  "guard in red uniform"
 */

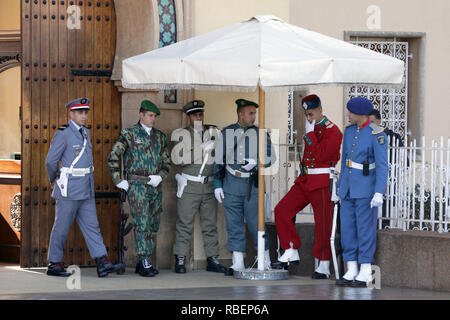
xmin=274 ymin=94 xmax=343 ymax=279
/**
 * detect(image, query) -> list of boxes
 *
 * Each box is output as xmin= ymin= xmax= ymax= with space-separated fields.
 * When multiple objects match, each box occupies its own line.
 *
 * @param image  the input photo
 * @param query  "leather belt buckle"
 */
xmin=346 ymin=160 xmax=352 ymax=168
xmin=235 ymin=170 xmax=242 ymax=178
xmin=201 ymin=176 xmax=208 ymax=184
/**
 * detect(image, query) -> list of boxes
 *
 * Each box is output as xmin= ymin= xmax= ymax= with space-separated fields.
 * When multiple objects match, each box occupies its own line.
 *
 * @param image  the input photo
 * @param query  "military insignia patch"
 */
xmin=377 ymin=135 xmax=385 ymax=145
xmin=135 ymin=138 xmax=143 ymax=144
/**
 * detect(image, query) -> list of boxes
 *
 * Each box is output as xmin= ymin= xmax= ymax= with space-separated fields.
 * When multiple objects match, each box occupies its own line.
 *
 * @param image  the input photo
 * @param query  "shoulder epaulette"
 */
xmin=369 ymin=122 xmax=385 ymax=135
xmin=57 ymin=124 xmax=69 ymax=131
xmin=204 ymin=124 xmax=218 ymax=130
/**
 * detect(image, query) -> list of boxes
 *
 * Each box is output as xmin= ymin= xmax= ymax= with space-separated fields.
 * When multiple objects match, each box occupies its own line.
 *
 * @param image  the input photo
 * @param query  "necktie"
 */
xmin=79 ymin=128 xmax=84 ymax=140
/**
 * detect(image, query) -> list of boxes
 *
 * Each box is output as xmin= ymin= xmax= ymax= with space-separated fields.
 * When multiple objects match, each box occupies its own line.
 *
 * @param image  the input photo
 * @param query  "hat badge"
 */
xmin=193 ymin=101 xmax=197 ymax=106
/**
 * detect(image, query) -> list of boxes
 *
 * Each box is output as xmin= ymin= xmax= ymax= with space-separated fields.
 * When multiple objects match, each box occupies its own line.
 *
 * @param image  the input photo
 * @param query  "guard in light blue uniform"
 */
xmin=46 ymin=97 xmax=121 ymax=277
xmin=213 ymin=99 xmax=274 ymax=275
xmin=336 ymin=97 xmax=388 ymax=287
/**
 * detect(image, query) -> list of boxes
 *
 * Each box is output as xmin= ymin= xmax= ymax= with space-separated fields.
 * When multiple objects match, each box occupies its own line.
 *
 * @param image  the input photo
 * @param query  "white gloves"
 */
xmin=148 ymin=175 xmax=162 ymax=187
xmin=305 ymin=119 xmax=316 ymax=134
xmin=116 ymin=180 xmax=129 ymax=191
xmin=370 ymin=192 xmax=384 ymax=208
xmin=214 ymin=188 xmax=225 ymax=203
xmin=241 ymin=158 xmax=257 ymax=171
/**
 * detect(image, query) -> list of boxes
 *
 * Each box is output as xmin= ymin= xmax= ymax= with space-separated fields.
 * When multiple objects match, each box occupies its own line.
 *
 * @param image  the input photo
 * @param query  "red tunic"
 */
xmin=275 ymin=116 xmax=343 ymax=260
xmin=295 ymin=116 xmax=343 ymax=190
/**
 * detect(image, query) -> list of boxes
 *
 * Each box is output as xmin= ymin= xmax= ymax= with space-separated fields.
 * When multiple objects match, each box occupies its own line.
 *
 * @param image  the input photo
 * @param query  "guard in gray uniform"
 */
xmin=172 ymin=100 xmax=226 ymax=274
xmin=213 ymin=99 xmax=274 ymax=275
xmin=45 ymin=98 xmax=121 ymax=277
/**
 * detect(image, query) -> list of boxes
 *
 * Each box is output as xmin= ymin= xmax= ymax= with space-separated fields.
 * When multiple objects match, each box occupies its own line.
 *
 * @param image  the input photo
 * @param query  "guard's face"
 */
xmin=238 ymin=106 xmax=257 ymax=127
xmin=304 ymin=107 xmax=323 ymax=123
xmin=140 ymin=111 xmax=157 ymax=128
xmin=347 ymin=111 xmax=366 ymax=125
xmin=188 ymin=112 xmax=204 ymax=127
xmin=70 ymin=110 xmax=89 ymax=127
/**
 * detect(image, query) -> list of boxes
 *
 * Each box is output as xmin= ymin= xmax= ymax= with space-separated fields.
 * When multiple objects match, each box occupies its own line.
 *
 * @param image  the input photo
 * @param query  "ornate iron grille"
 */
xmin=345 ymin=41 xmax=409 ymax=141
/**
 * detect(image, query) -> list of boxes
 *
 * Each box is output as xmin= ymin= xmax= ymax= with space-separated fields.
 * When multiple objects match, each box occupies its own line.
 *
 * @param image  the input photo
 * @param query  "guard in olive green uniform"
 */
xmin=172 ymin=100 xmax=226 ymax=274
xmin=107 ymin=100 xmax=171 ymax=277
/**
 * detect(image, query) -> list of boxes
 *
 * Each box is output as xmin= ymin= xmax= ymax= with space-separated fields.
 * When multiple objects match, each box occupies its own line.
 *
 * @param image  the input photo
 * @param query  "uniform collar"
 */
xmin=70 ymin=119 xmax=82 ymax=131
xmin=359 ymin=118 xmax=371 ymax=129
xmin=236 ymin=122 xmax=256 ymax=131
xmin=140 ymin=121 xmax=152 ymax=135
xmin=317 ymin=116 xmax=328 ymax=127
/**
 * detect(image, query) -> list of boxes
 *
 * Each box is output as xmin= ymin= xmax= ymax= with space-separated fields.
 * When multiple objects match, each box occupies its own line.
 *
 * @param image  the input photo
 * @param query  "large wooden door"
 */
xmin=21 ymin=0 xmax=121 ymax=268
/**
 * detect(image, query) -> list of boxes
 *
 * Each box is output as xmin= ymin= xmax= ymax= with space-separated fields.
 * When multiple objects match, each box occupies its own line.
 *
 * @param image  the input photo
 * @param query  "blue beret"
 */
xmin=66 ymin=97 xmax=90 ymax=111
xmin=301 ymin=94 xmax=321 ymax=110
xmin=346 ymin=97 xmax=373 ymax=115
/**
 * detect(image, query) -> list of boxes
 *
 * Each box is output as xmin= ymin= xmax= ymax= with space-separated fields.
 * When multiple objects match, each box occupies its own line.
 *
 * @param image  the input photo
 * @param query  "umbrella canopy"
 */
xmin=122 ymin=15 xmax=404 ymax=91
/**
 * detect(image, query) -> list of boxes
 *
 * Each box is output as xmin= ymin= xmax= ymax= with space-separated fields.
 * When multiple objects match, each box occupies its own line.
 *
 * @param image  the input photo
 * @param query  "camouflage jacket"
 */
xmin=107 ymin=122 xmax=171 ymax=186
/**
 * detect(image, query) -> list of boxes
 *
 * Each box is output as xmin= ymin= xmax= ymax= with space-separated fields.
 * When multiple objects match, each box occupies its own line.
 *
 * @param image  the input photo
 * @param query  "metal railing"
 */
xmin=265 ymin=135 xmax=450 ymax=233
xmin=385 ymin=136 xmax=450 ymax=233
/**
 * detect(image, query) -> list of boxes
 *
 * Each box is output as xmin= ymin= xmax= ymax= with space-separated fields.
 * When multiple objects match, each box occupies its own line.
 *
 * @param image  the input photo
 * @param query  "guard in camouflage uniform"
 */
xmin=171 ymin=100 xmax=226 ymax=274
xmin=107 ymin=100 xmax=171 ymax=277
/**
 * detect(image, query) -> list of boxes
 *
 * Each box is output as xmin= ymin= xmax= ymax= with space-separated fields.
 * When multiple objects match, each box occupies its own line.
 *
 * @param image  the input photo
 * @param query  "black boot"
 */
xmin=175 ymin=255 xmax=186 ymax=274
xmin=206 ymin=256 xmax=226 ymax=273
xmin=312 ymin=272 xmax=330 ymax=279
xmin=336 ymin=277 xmax=354 ymax=287
xmin=46 ymin=262 xmax=71 ymax=277
xmin=95 ymin=256 xmax=122 ymax=278
xmin=271 ymin=261 xmax=289 ymax=270
xmin=137 ymin=258 xmax=157 ymax=277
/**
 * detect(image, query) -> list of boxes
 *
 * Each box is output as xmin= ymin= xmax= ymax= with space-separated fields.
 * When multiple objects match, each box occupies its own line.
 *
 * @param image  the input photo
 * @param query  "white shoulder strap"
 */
xmin=69 ymin=129 xmax=87 ymax=173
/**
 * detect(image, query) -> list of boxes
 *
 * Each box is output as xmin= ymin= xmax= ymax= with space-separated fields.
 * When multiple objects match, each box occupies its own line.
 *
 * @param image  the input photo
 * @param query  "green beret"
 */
xmin=140 ymin=100 xmax=160 ymax=115
xmin=183 ymin=100 xmax=205 ymax=115
xmin=235 ymin=99 xmax=258 ymax=110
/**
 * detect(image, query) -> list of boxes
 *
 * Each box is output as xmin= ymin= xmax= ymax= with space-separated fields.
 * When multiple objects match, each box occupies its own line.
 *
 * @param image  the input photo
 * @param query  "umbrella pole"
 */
xmin=257 ymin=86 xmax=266 ymax=271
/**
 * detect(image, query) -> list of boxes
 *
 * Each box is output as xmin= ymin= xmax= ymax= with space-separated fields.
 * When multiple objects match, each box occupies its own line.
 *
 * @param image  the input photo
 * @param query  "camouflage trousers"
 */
xmin=127 ymin=182 xmax=163 ymax=260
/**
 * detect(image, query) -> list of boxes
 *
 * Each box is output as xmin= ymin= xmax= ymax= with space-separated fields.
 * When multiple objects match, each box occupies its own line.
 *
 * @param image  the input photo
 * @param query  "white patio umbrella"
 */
xmin=122 ymin=15 xmax=404 ymax=274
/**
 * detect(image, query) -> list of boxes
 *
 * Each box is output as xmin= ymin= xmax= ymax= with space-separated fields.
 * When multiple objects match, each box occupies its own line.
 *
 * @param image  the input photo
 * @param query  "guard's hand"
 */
xmin=370 ymin=192 xmax=384 ymax=208
xmin=214 ymin=188 xmax=225 ymax=203
xmin=241 ymin=158 xmax=257 ymax=171
xmin=201 ymin=140 xmax=215 ymax=153
xmin=116 ymin=180 xmax=129 ymax=192
xmin=305 ymin=119 xmax=316 ymax=134
xmin=332 ymin=194 xmax=340 ymax=203
xmin=148 ymin=175 xmax=162 ymax=187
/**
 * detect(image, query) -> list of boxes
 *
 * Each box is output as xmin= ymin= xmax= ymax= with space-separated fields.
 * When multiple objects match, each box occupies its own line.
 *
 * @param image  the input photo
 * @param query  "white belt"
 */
xmin=306 ymin=168 xmax=331 ymax=175
xmin=181 ymin=173 xmax=213 ymax=184
xmin=61 ymin=166 xmax=94 ymax=177
xmin=226 ymin=165 xmax=251 ymax=178
xmin=346 ymin=160 xmax=375 ymax=170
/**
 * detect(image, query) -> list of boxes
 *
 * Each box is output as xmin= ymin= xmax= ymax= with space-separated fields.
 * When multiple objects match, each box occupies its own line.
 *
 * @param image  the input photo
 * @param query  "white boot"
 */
xmin=355 ymin=263 xmax=372 ymax=283
xmin=230 ymin=251 xmax=245 ymax=271
xmin=315 ymin=260 xmax=330 ymax=276
xmin=343 ymin=261 xmax=358 ymax=281
xmin=278 ymin=242 xmax=300 ymax=263
xmin=264 ymin=250 xmax=272 ymax=270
